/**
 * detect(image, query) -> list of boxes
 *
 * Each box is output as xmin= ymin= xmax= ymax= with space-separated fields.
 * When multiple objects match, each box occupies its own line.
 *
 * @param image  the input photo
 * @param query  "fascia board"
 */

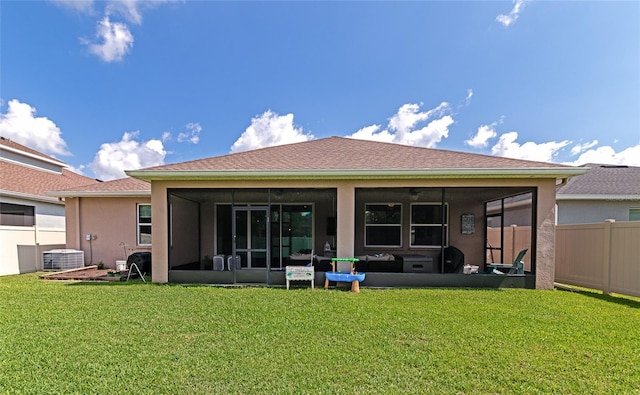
xmin=0 ymin=145 xmax=67 ymax=167
xmin=46 ymin=190 xmax=151 ymax=198
xmin=126 ymin=167 xmax=588 ymax=181
xmin=1 ymin=190 xmax=62 ymax=204
xmin=557 ymin=194 xmax=640 ymax=201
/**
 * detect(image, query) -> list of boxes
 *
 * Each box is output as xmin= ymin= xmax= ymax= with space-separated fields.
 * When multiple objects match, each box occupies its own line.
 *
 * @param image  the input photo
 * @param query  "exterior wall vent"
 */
xmin=42 ymin=249 xmax=85 ymax=271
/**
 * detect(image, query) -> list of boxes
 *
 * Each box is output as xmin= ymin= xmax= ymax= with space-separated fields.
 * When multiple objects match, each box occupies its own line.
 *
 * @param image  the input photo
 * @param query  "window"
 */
xmin=365 ymin=204 xmax=402 ymax=247
xmin=410 ymin=203 xmax=448 ymax=247
xmin=0 ymin=203 xmax=35 ymax=226
xmin=630 ymin=208 xmax=640 ymax=221
xmin=137 ymin=204 xmax=152 ymax=245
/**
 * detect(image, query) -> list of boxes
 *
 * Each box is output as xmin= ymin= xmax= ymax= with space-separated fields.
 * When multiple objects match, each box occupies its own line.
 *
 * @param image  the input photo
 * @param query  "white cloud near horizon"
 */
xmin=0 ymin=99 xmax=71 ymax=157
xmin=88 ymin=131 xmax=167 ymax=180
xmin=348 ymin=102 xmax=454 ymax=148
xmin=570 ymin=140 xmax=599 ymax=156
xmin=490 ymin=131 xmax=570 ymax=162
xmin=82 ymin=16 xmax=134 ymax=62
xmin=565 ymin=144 xmax=640 ymax=167
xmin=496 ymin=0 xmax=527 ymax=28
xmin=230 ymin=111 xmax=314 ymax=153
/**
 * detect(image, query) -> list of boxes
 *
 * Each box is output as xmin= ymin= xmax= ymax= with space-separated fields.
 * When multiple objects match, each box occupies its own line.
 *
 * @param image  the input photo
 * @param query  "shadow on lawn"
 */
xmin=558 ymin=287 xmax=640 ymax=309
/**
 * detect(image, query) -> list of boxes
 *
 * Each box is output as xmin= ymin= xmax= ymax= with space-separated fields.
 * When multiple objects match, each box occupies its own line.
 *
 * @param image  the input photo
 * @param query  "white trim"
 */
xmin=409 ymin=202 xmax=449 ymax=248
xmin=364 ymin=203 xmax=403 ymax=248
xmin=46 ymin=190 xmax=150 ymax=198
xmin=126 ymin=167 xmax=588 ymax=181
xmin=137 ymin=203 xmax=152 ymax=247
xmin=0 ymin=145 xmax=68 ymax=167
xmin=0 ymin=189 xmax=63 ymax=204
xmin=557 ymin=194 xmax=640 ymax=201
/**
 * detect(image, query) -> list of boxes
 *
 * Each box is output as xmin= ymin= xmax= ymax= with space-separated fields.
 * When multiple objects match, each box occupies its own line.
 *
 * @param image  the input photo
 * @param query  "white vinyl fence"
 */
xmin=0 ymin=225 xmax=66 ymax=276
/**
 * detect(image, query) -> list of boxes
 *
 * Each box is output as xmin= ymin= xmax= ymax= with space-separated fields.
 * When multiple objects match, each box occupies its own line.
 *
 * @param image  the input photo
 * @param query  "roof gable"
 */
xmin=142 ymin=136 xmax=569 ymax=172
xmin=129 ymin=137 xmax=582 ymax=182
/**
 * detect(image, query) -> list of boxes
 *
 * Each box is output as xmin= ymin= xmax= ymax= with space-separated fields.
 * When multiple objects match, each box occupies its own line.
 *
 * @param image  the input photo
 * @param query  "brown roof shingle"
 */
xmin=48 ymin=177 xmax=150 ymax=196
xmin=0 ymin=160 xmax=98 ymax=199
xmin=141 ymin=136 xmax=572 ymax=172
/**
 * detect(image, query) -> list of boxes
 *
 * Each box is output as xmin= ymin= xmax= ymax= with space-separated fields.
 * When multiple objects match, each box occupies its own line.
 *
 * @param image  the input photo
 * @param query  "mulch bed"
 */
xmin=40 ymin=266 xmax=128 ymax=282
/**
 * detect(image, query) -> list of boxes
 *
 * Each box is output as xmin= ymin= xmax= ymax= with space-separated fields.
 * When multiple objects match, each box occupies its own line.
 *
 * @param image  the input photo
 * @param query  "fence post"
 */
xmin=602 ymin=219 xmax=615 ymax=295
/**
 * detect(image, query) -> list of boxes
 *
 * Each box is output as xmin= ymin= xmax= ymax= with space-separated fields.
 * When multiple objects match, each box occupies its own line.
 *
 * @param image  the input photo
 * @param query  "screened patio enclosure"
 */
xmin=166 ymin=186 xmax=537 ymax=288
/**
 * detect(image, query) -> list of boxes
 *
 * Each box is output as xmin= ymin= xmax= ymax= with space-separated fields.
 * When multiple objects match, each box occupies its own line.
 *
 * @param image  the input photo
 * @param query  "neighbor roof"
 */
xmin=127 ymin=136 xmax=586 ymax=181
xmin=47 ymin=177 xmax=150 ymax=198
xmin=1 ymin=147 xmax=98 ymax=204
xmin=557 ymin=163 xmax=640 ymax=200
xmin=0 ymin=136 xmax=67 ymax=166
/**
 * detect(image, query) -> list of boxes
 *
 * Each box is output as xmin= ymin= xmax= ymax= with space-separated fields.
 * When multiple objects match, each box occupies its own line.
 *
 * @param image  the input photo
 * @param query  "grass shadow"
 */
xmin=557 ymin=286 xmax=640 ymax=308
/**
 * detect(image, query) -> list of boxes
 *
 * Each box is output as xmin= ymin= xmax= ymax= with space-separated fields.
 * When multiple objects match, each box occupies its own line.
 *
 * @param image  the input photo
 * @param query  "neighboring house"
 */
xmin=113 ymin=136 xmax=586 ymax=289
xmin=556 ymin=163 xmax=640 ymax=225
xmin=0 ymin=136 xmax=98 ymax=275
xmin=46 ymin=177 xmax=151 ymax=269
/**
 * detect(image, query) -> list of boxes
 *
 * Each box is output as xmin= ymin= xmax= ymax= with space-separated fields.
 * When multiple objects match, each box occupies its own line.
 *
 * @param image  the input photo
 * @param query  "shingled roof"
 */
xmin=47 ymin=177 xmax=150 ymax=197
xmin=128 ymin=136 xmax=585 ymax=180
xmin=557 ymin=163 xmax=640 ymax=198
xmin=0 ymin=137 xmax=98 ymax=202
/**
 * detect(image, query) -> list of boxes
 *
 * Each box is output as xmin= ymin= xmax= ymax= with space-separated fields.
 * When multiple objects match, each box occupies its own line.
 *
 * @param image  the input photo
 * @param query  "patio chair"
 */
xmin=213 ymin=255 xmax=225 ymax=271
xmin=488 ymin=249 xmax=527 ymax=274
xmin=227 ymin=255 xmax=240 ymax=271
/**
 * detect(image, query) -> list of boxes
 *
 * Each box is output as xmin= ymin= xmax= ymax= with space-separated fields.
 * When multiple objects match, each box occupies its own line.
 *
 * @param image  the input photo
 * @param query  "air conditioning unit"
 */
xmin=42 ymin=249 xmax=85 ymax=271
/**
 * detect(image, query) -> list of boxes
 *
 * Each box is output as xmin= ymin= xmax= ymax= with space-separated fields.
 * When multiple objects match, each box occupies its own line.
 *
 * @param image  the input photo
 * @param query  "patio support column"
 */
xmin=151 ymin=182 xmax=168 ymax=283
xmin=336 ymin=183 xmax=355 ymax=258
xmin=536 ymin=180 xmax=557 ymax=290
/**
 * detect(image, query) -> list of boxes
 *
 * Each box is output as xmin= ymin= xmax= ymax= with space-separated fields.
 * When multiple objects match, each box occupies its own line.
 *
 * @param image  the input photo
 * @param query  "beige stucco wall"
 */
xmin=65 ymin=196 xmax=151 ymax=269
xmin=535 ymin=180 xmax=558 ymax=289
xmin=148 ymin=177 xmax=559 ymax=289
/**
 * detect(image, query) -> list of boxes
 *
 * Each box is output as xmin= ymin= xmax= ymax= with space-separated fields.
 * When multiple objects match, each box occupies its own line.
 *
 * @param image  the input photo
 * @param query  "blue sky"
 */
xmin=1 ymin=0 xmax=639 ymax=180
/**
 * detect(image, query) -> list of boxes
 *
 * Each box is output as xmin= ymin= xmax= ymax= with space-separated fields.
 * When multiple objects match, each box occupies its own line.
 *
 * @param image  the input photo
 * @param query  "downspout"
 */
xmin=555 ymin=177 xmax=568 ymax=189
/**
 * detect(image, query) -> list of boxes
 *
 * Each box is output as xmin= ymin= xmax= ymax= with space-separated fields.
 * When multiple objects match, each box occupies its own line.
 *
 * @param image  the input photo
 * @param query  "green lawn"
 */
xmin=1 ymin=274 xmax=638 ymax=394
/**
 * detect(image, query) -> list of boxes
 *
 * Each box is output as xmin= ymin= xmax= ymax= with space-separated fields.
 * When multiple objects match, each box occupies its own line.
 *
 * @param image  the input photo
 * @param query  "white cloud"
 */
xmin=88 ymin=131 xmax=166 ymax=180
xmin=349 ymin=124 xmax=395 ymax=143
xmin=82 ymin=16 xmax=134 ymax=62
xmin=50 ymin=0 xmax=95 ymax=14
xmin=465 ymin=124 xmax=498 ymax=149
xmin=348 ymin=102 xmax=453 ymax=148
xmin=570 ymin=140 xmax=599 ymax=156
xmin=0 ymin=99 xmax=71 ymax=157
xmin=496 ymin=0 xmax=527 ymax=28
xmin=566 ymin=144 xmax=640 ymax=167
xmin=177 ymin=122 xmax=201 ymax=144
xmin=105 ymin=0 xmax=180 ymax=25
xmin=161 ymin=131 xmax=171 ymax=142
xmin=230 ymin=111 xmax=314 ymax=153
xmin=491 ymin=131 xmax=570 ymax=162
xmin=465 ymin=89 xmax=473 ymax=106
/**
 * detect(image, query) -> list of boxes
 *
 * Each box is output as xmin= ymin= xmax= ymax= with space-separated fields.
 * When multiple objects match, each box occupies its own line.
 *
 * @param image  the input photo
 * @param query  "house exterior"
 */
xmin=116 ymin=136 xmax=587 ymax=289
xmin=0 ymin=136 xmax=98 ymax=275
xmin=46 ymin=177 xmax=151 ymax=269
xmin=556 ymin=164 xmax=640 ymax=225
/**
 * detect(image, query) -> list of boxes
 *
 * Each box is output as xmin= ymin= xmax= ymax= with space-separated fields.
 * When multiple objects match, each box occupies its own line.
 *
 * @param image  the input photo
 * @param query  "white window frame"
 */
xmin=137 ymin=203 xmax=152 ymax=246
xmin=410 ymin=202 xmax=449 ymax=248
xmin=364 ymin=203 xmax=402 ymax=248
xmin=630 ymin=208 xmax=640 ymax=221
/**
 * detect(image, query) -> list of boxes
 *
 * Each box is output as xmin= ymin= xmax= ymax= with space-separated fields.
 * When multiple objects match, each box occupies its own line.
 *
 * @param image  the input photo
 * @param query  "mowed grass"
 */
xmin=1 ymin=274 xmax=639 ymax=394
